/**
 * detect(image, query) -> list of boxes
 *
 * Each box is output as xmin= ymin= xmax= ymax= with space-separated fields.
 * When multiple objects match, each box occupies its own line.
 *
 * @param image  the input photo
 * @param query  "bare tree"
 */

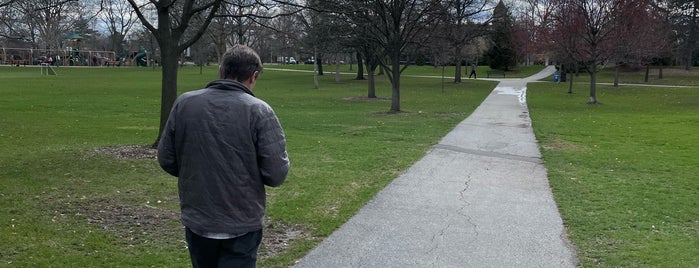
xmin=552 ymin=0 xmax=672 ymax=103
xmin=0 ymin=0 xmax=16 ymax=7
xmin=207 ymin=1 xmax=272 ymax=63
xmin=0 ymin=1 xmax=23 ymax=42
xmin=14 ymin=0 xmax=82 ymax=49
xmin=513 ymin=0 xmax=557 ymax=66
xmin=667 ymin=0 xmax=698 ymax=70
xmin=127 ymin=0 xmax=223 ymax=145
xmin=552 ymin=0 xmax=621 ymax=104
xmin=611 ymin=0 xmax=671 ymax=85
xmin=295 ymin=0 xmax=344 ymax=87
xmin=269 ymin=6 xmax=303 ymax=60
xmin=100 ymin=0 xmax=136 ymax=56
xmin=338 ymin=0 xmax=442 ymax=112
xmin=439 ymin=0 xmax=490 ymax=83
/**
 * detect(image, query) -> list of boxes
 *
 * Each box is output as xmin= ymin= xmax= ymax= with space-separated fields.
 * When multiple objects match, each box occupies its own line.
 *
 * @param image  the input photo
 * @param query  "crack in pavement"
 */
xmin=457 ymin=175 xmax=478 ymax=239
xmin=427 ymin=168 xmax=478 ymax=266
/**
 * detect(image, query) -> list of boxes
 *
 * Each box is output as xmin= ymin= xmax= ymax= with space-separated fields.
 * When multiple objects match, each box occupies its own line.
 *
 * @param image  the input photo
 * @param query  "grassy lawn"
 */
xmin=268 ymin=62 xmax=541 ymax=79
xmin=555 ymin=66 xmax=699 ymax=86
xmin=527 ymin=81 xmax=699 ymax=266
xmin=3 ymin=64 xmax=696 ymax=267
xmin=0 ymin=65 xmax=495 ymax=267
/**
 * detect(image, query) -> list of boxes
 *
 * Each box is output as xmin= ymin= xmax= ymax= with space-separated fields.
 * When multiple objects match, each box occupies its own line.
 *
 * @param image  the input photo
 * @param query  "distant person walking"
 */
xmin=157 ymin=44 xmax=290 ymax=268
xmin=469 ymin=63 xmax=477 ymax=79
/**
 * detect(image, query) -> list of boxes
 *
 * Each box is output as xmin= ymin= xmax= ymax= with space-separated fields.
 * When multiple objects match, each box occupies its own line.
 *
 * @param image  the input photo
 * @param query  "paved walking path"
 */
xmin=293 ymin=66 xmax=578 ymax=268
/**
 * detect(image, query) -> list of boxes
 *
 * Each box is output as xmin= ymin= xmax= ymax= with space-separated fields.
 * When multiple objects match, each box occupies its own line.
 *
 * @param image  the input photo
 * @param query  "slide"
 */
xmin=134 ymin=47 xmax=147 ymax=67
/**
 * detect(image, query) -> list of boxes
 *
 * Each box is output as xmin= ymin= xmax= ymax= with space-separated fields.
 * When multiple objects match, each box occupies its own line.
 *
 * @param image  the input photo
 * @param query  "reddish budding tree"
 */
xmin=513 ymin=0 xmax=557 ymax=66
xmin=552 ymin=0 xmax=619 ymax=104
xmin=612 ymin=0 xmax=671 ymax=85
xmin=552 ymin=0 xmax=671 ymax=103
xmin=513 ymin=16 xmax=535 ymax=65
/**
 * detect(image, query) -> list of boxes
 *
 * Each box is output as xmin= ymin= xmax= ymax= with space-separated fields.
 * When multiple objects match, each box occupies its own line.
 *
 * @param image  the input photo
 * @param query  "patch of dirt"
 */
xmin=46 ymin=197 xmax=182 ymax=247
xmin=94 ymin=145 xmax=157 ymax=160
xmin=371 ymin=110 xmax=412 ymax=115
xmin=58 ymin=197 xmax=311 ymax=257
xmin=342 ymin=96 xmax=390 ymax=102
xmin=541 ymin=138 xmax=584 ymax=151
xmin=260 ymin=219 xmax=315 ymax=258
xmin=89 ymin=146 xmax=313 ymax=256
xmin=63 ymin=198 xmax=182 ymax=246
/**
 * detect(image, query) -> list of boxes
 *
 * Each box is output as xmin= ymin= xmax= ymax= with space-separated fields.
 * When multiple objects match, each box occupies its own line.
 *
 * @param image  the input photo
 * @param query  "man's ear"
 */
xmin=250 ymin=71 xmax=260 ymax=83
xmin=242 ymin=71 xmax=259 ymax=89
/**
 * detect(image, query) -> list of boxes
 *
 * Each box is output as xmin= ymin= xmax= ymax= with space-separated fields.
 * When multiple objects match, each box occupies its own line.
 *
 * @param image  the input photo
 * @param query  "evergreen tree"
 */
xmin=486 ymin=0 xmax=515 ymax=71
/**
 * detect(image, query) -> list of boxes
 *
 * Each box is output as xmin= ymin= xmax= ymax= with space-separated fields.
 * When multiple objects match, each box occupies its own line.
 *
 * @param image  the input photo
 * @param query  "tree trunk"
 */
xmin=568 ymin=70 xmax=574 ymax=94
xmin=588 ymin=64 xmax=598 ymax=104
xmin=613 ymin=65 xmax=619 ymax=87
xmin=390 ymin=54 xmax=401 ymax=112
xmin=454 ymin=61 xmax=462 ymax=84
xmin=368 ymin=62 xmax=377 ymax=98
xmin=128 ymin=0 xmax=222 ymax=148
xmin=644 ymin=64 xmax=650 ymax=82
xmin=313 ymin=47 xmax=319 ymax=89
xmin=335 ymin=62 xmax=341 ymax=83
xmin=356 ymin=52 xmax=365 ymax=80
xmin=367 ymin=54 xmax=377 ymax=98
xmin=317 ymin=56 xmax=324 ymax=75
xmin=155 ymin=45 xmax=180 ymax=146
xmin=454 ymin=45 xmax=463 ymax=83
xmin=686 ymin=0 xmax=698 ymax=70
xmin=659 ymin=65 xmax=663 ymax=79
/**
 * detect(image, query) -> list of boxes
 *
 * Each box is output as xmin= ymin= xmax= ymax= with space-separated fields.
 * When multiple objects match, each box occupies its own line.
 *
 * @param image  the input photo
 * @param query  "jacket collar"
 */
xmin=205 ymin=79 xmax=255 ymax=97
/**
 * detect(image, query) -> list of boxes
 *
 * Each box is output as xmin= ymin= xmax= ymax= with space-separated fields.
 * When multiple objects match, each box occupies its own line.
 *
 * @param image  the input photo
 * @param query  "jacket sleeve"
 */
xmin=157 ymin=104 xmax=179 ymax=177
xmin=255 ymin=105 xmax=290 ymax=187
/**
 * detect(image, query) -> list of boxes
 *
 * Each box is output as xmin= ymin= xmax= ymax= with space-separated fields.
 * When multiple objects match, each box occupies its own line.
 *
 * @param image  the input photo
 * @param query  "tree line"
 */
xmin=1 ymin=0 xmax=697 ymax=142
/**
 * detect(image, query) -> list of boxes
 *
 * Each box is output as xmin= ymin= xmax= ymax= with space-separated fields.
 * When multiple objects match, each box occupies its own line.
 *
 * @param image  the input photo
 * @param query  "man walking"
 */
xmin=469 ymin=63 xmax=477 ymax=79
xmin=157 ymin=44 xmax=290 ymax=268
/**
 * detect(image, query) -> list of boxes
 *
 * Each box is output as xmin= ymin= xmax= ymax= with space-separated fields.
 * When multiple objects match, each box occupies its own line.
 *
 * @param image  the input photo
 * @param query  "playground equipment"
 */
xmin=64 ymin=32 xmax=87 ymax=66
xmin=2 ymin=31 xmax=120 ymax=67
xmin=68 ymin=48 xmax=88 ymax=66
xmin=134 ymin=47 xmax=147 ymax=67
xmin=1 ymin=47 xmax=116 ymax=66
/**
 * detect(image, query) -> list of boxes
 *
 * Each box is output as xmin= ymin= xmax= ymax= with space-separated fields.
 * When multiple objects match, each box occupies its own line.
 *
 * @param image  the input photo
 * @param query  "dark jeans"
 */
xmin=185 ymin=228 xmax=263 ymax=268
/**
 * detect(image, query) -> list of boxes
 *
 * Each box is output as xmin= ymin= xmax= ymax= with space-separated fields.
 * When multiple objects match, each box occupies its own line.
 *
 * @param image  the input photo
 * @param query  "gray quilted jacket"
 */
xmin=157 ymin=79 xmax=289 ymax=234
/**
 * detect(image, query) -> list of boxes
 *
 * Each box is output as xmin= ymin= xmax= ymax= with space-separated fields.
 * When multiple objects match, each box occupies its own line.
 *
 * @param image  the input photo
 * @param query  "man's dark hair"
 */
xmin=220 ymin=45 xmax=263 ymax=82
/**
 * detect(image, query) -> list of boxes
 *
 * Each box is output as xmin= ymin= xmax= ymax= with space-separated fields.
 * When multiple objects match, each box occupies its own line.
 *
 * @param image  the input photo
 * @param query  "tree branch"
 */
xmin=127 ymin=0 xmax=158 ymax=39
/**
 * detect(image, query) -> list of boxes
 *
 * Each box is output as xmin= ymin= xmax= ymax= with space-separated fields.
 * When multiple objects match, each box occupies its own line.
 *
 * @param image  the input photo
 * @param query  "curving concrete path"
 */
xmin=293 ymin=66 xmax=578 ymax=268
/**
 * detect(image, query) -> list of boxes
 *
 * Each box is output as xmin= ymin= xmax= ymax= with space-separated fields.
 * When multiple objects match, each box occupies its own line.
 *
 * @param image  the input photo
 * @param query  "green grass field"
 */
xmin=0 ymin=65 xmax=495 ymax=267
xmin=528 ymin=79 xmax=699 ymax=266
xmin=1 ymin=64 xmax=697 ymax=267
xmin=268 ymin=62 xmax=541 ymax=79
xmin=557 ymin=65 xmax=699 ymax=86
